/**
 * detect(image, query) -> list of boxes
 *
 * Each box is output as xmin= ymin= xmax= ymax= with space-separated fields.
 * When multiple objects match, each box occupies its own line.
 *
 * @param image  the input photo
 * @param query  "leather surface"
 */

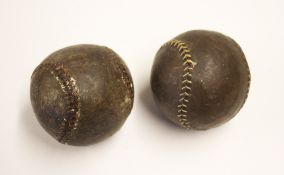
xmin=31 ymin=45 xmax=134 ymax=145
xmin=151 ymin=30 xmax=250 ymax=130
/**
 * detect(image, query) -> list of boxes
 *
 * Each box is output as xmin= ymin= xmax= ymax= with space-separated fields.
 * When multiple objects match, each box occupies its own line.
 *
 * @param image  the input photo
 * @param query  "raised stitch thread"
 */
xmin=163 ymin=40 xmax=197 ymax=129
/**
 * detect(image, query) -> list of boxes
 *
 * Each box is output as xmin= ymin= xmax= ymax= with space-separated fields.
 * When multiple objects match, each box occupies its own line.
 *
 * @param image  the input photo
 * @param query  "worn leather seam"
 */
xmin=163 ymin=40 xmax=197 ymax=129
xmin=42 ymin=63 xmax=81 ymax=143
xmin=106 ymin=49 xmax=134 ymax=105
xmin=242 ymin=56 xmax=251 ymax=107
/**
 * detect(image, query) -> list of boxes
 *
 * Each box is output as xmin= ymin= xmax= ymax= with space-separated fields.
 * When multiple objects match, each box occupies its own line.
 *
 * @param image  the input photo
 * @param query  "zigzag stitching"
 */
xmin=163 ymin=39 xmax=197 ymax=129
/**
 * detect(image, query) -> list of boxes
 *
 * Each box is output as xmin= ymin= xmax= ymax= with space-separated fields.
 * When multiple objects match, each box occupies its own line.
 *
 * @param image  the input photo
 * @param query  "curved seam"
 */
xmin=106 ymin=50 xmax=134 ymax=105
xmin=163 ymin=40 xmax=197 ymax=129
xmin=43 ymin=63 xmax=81 ymax=143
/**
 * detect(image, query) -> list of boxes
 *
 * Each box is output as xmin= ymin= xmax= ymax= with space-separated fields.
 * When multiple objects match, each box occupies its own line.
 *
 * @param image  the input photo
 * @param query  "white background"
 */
xmin=0 ymin=0 xmax=283 ymax=174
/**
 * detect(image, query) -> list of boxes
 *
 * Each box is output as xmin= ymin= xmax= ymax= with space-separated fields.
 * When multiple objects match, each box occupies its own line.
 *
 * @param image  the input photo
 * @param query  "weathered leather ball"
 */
xmin=151 ymin=30 xmax=250 ymax=130
xmin=30 ymin=45 xmax=134 ymax=145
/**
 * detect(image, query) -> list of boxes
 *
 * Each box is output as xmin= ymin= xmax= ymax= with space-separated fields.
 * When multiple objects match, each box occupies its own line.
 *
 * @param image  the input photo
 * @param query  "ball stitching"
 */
xmin=163 ymin=40 xmax=197 ymax=129
xmin=42 ymin=63 xmax=81 ymax=143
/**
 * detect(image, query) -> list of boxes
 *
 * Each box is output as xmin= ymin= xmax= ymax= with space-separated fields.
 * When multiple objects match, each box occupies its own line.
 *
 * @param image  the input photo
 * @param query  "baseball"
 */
xmin=30 ymin=44 xmax=134 ymax=145
xmin=151 ymin=30 xmax=250 ymax=130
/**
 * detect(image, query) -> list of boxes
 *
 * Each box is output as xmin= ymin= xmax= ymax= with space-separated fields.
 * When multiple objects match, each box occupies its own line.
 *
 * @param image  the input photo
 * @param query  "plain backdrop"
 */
xmin=0 ymin=0 xmax=283 ymax=175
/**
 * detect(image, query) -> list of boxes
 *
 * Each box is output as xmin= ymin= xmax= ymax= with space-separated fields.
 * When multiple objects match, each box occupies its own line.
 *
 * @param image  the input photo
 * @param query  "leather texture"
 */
xmin=151 ymin=30 xmax=250 ymax=130
xmin=31 ymin=45 xmax=134 ymax=145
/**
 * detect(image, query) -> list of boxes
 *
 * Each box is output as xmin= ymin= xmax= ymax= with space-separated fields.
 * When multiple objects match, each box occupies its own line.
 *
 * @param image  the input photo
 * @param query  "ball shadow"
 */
xmin=20 ymin=100 xmax=67 ymax=148
xmin=139 ymin=83 xmax=229 ymax=137
xmin=20 ymin=98 xmax=115 ymax=150
xmin=139 ymin=83 xmax=186 ymax=131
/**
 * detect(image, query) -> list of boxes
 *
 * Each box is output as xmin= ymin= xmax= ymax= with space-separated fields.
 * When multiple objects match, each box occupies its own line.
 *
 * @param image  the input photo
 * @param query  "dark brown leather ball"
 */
xmin=151 ymin=30 xmax=250 ymax=130
xmin=30 ymin=45 xmax=134 ymax=145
